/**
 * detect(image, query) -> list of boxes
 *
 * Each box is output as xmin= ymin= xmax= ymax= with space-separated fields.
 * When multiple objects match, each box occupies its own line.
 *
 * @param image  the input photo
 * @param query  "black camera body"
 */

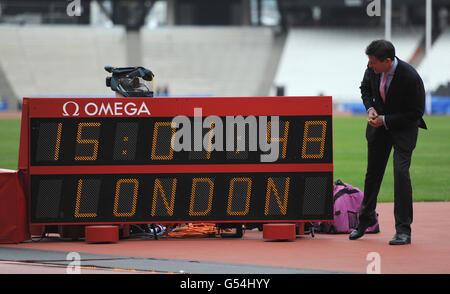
xmin=105 ymin=66 xmax=154 ymax=97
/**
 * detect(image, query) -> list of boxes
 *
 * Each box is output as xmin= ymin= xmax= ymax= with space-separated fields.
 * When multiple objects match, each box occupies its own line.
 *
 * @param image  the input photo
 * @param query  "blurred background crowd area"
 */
xmin=0 ymin=0 xmax=449 ymax=114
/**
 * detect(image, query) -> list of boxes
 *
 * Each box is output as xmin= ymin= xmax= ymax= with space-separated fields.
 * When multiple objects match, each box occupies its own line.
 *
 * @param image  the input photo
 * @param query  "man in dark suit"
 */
xmin=349 ymin=40 xmax=427 ymax=245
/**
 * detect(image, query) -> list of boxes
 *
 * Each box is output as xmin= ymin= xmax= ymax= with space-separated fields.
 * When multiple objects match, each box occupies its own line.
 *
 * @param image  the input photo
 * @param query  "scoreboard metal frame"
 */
xmin=18 ymin=96 xmax=334 ymax=226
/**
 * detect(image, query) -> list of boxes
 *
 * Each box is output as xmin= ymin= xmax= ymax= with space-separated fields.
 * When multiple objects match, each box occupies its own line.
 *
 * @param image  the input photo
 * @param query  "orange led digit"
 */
xmin=54 ymin=122 xmax=63 ymax=161
xmin=113 ymin=178 xmax=139 ymax=217
xmin=151 ymin=122 xmax=176 ymax=160
xmin=264 ymin=177 xmax=290 ymax=215
xmin=151 ymin=178 xmax=177 ymax=216
xmin=122 ymin=136 xmax=128 ymax=155
xmin=267 ymin=121 xmax=290 ymax=159
xmin=74 ymin=122 xmax=101 ymax=161
xmin=74 ymin=179 xmax=97 ymax=218
xmin=301 ymin=120 xmax=327 ymax=159
xmin=205 ymin=122 xmax=215 ymax=159
xmin=233 ymin=136 xmax=243 ymax=154
xmin=227 ymin=177 xmax=252 ymax=216
xmin=189 ymin=178 xmax=214 ymax=216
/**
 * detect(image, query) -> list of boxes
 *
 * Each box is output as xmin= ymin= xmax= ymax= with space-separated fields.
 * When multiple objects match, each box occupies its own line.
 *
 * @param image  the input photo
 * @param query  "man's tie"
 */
xmin=379 ymin=73 xmax=388 ymax=102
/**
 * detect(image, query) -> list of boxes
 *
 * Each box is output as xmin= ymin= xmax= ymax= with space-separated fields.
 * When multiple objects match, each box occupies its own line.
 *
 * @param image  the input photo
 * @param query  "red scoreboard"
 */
xmin=18 ymin=96 xmax=333 ymax=225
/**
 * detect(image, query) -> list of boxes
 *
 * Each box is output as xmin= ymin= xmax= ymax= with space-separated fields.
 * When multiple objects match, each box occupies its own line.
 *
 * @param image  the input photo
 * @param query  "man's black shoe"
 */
xmin=349 ymin=218 xmax=377 ymax=240
xmin=389 ymin=233 xmax=411 ymax=245
xmin=349 ymin=228 xmax=366 ymax=240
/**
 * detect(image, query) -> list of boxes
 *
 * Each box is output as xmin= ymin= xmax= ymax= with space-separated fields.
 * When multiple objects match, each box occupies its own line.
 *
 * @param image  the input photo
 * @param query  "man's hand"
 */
xmin=369 ymin=115 xmax=385 ymax=128
xmin=368 ymin=108 xmax=378 ymax=120
xmin=367 ymin=108 xmax=383 ymax=128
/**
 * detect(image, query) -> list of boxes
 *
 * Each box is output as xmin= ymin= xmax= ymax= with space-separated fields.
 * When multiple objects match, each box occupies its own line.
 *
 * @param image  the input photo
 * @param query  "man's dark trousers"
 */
xmin=359 ymin=129 xmax=413 ymax=235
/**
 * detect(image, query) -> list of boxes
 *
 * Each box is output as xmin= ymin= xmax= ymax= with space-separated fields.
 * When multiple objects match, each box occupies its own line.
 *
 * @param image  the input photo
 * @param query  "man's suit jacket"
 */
xmin=360 ymin=57 xmax=427 ymax=152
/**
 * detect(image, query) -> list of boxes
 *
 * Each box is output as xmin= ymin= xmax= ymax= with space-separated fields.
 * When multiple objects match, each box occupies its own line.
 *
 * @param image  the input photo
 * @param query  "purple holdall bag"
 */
xmin=315 ymin=180 xmax=380 ymax=234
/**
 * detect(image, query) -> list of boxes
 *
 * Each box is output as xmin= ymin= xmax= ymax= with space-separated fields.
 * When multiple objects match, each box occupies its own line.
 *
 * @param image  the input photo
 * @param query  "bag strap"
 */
xmin=334 ymin=179 xmax=345 ymax=186
xmin=334 ymin=187 xmax=361 ymax=201
xmin=334 ymin=179 xmax=361 ymax=200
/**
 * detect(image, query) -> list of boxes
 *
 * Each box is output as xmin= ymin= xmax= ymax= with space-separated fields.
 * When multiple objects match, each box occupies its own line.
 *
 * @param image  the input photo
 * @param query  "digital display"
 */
xmin=30 ymin=116 xmax=332 ymax=165
xmin=30 ymin=172 xmax=332 ymax=223
xmin=19 ymin=96 xmax=334 ymax=225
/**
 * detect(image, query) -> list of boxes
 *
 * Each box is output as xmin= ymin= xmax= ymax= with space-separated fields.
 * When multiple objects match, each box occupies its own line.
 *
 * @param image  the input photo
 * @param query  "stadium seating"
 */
xmin=417 ymin=28 xmax=450 ymax=94
xmin=140 ymin=26 xmax=281 ymax=97
xmin=0 ymin=24 xmax=448 ymax=111
xmin=0 ymin=25 xmax=280 ymax=100
xmin=273 ymin=27 xmax=423 ymax=103
xmin=0 ymin=25 xmax=127 ymax=99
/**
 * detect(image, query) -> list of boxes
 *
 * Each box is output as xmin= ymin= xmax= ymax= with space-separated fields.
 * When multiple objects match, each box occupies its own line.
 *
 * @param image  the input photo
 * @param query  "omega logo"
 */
xmin=62 ymin=101 xmax=151 ymax=117
xmin=62 ymin=101 xmax=80 ymax=117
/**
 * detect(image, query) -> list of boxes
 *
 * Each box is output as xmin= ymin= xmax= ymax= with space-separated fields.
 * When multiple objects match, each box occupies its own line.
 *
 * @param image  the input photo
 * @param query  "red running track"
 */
xmin=1 ymin=202 xmax=449 ymax=274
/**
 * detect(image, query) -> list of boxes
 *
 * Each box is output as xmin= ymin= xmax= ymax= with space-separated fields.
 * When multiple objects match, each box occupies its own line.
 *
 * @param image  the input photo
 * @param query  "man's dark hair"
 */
xmin=365 ymin=40 xmax=396 ymax=61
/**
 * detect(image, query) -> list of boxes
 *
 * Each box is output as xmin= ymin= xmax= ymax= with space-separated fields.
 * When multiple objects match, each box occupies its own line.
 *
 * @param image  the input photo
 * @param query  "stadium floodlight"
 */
xmin=385 ymin=0 xmax=391 ymax=41
xmin=105 ymin=66 xmax=154 ymax=97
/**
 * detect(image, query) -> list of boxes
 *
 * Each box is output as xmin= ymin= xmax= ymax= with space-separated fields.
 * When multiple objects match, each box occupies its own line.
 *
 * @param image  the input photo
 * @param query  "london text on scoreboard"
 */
xmin=18 ymin=97 xmax=333 ymax=224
